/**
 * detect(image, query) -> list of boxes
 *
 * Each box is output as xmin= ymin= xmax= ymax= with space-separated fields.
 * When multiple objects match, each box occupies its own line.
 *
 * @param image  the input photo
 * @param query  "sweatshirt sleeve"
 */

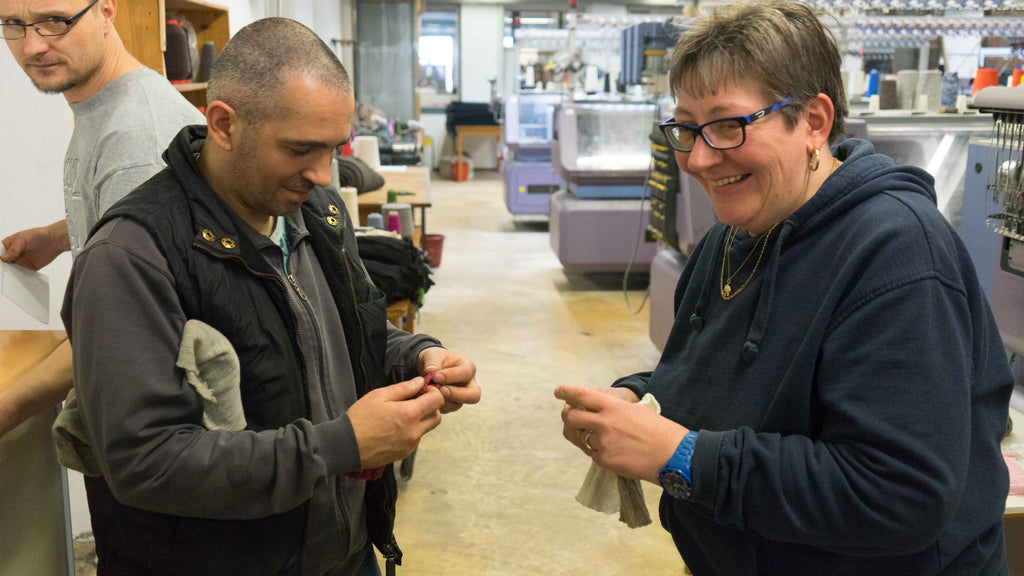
xmin=612 ymin=372 xmax=652 ymax=399
xmin=384 ymin=321 xmax=441 ymax=383
xmin=64 ymin=218 xmax=359 ymax=520
xmin=689 ymin=277 xmax=975 ymax=555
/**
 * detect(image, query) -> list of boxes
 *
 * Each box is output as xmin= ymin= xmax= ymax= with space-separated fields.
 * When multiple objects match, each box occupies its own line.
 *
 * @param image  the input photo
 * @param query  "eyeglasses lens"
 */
xmin=1 ymin=21 xmax=71 ymax=39
xmin=704 ymin=120 xmax=745 ymax=149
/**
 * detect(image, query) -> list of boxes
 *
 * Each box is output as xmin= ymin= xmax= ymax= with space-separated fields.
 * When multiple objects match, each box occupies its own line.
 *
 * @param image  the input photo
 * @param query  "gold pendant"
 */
xmin=723 ymin=284 xmax=732 ymax=297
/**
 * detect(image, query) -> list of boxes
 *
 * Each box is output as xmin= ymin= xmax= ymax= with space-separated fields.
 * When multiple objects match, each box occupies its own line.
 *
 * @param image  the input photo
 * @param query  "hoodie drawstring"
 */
xmin=688 ymin=221 xmax=794 ymax=363
xmin=689 ymin=226 xmax=727 ymax=331
xmin=741 ymin=221 xmax=793 ymax=361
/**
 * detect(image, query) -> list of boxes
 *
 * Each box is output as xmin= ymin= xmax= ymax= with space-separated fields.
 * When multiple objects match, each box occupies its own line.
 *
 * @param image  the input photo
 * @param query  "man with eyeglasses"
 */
xmin=0 ymin=0 xmax=203 ymax=439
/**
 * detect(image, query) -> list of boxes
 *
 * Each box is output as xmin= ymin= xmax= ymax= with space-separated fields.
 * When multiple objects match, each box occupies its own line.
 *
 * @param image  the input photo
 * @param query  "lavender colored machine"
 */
xmin=549 ymin=101 xmax=661 ymax=272
xmin=503 ymin=93 xmax=564 ymax=215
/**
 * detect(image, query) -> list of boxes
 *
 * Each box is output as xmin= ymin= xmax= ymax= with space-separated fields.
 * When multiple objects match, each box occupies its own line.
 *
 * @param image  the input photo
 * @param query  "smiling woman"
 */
xmin=556 ymin=1 xmax=1016 ymax=574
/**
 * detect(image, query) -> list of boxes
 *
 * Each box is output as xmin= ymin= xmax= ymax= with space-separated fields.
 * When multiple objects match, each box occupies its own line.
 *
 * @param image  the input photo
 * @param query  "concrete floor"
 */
xmin=384 ymin=170 xmax=683 ymax=575
xmin=74 ymin=168 xmax=686 ymax=575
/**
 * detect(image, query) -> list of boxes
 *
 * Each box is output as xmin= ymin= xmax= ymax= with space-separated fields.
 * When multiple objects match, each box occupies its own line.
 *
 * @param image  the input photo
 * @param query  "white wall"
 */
xmin=459 ymin=4 xmax=503 ymax=102
xmin=455 ymin=4 xmax=504 ymax=170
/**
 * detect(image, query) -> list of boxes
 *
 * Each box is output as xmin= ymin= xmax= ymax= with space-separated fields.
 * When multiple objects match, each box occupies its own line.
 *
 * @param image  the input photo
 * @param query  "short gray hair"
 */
xmin=670 ymin=0 xmax=847 ymax=143
xmin=207 ymin=17 xmax=352 ymax=123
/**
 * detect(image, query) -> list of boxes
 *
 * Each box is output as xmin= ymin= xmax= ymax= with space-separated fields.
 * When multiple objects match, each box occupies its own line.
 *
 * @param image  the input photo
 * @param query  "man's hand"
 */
xmin=417 ymin=346 xmax=480 ymax=414
xmin=348 ymin=378 xmax=445 ymax=469
xmin=1 ymin=220 xmax=71 ymax=271
xmin=555 ymin=385 xmax=688 ymax=484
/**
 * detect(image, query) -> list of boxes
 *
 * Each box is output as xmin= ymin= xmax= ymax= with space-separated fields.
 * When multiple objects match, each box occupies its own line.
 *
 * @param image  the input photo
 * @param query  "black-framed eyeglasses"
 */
xmin=659 ymin=97 xmax=793 ymax=153
xmin=0 ymin=0 xmax=99 ymax=40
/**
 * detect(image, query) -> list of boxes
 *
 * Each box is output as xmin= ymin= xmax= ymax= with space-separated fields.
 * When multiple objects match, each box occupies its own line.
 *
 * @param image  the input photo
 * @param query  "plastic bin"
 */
xmin=423 ymin=233 xmax=445 ymax=267
xmin=450 ymin=158 xmax=473 ymax=182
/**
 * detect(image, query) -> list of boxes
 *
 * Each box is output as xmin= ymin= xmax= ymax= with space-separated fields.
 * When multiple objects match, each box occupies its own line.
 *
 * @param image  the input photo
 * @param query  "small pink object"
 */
xmin=347 ymin=467 xmax=384 ymax=480
xmin=386 ymin=213 xmax=402 ymax=235
xmin=418 ymin=371 xmax=437 ymax=396
xmin=1005 ymin=452 xmax=1024 ymax=496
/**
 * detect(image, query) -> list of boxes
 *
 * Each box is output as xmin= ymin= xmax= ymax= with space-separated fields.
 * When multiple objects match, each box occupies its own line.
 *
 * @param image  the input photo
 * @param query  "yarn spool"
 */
xmin=878 ymin=78 xmax=898 ymax=110
xmin=973 ymin=68 xmax=999 ymax=95
xmin=339 ymin=186 xmax=359 ymax=224
xmin=941 ymin=72 xmax=959 ymax=109
xmin=386 ymin=213 xmax=402 ymax=235
xmin=197 ymin=41 xmax=216 ymax=83
xmin=916 ymin=70 xmax=941 ymax=111
xmin=381 ymin=202 xmax=414 ymax=240
xmin=367 ymin=212 xmax=384 ymax=229
xmin=865 ymin=70 xmax=880 ymax=97
xmin=352 ymin=135 xmax=381 ymax=170
xmin=896 ymin=70 xmax=918 ymax=110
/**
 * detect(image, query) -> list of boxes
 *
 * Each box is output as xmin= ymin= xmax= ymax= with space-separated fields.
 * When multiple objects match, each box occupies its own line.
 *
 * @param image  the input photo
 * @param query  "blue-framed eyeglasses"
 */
xmin=0 ymin=0 xmax=99 ymax=40
xmin=659 ymin=97 xmax=793 ymax=153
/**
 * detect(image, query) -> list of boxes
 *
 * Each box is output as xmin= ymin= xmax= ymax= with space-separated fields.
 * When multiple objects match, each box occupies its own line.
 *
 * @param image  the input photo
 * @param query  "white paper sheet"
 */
xmin=0 ymin=244 xmax=50 ymax=324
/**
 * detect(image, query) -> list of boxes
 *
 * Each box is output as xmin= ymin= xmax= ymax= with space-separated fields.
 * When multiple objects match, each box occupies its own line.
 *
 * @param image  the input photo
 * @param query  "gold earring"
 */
xmin=809 ymin=148 xmax=820 ymax=171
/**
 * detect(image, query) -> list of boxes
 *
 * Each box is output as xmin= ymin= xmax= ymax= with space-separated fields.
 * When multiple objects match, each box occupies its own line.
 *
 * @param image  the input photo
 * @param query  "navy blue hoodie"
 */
xmin=616 ymin=138 xmax=1013 ymax=575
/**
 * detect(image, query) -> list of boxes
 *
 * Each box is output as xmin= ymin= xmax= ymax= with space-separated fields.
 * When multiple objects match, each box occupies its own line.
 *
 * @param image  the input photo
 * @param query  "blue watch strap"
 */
xmin=663 ymin=430 xmax=699 ymax=482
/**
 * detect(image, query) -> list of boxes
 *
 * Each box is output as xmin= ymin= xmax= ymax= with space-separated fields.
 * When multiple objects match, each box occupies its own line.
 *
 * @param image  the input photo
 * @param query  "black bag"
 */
xmin=356 ymin=234 xmax=434 ymax=307
xmin=337 ymin=156 xmax=386 ymax=194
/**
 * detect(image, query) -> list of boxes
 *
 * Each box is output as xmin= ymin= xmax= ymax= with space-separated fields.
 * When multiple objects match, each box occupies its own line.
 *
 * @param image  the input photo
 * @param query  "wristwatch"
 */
xmin=658 ymin=431 xmax=699 ymax=500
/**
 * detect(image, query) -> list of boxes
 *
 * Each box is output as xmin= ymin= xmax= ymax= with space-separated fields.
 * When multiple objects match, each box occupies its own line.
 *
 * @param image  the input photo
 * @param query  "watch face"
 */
xmin=659 ymin=469 xmax=692 ymax=500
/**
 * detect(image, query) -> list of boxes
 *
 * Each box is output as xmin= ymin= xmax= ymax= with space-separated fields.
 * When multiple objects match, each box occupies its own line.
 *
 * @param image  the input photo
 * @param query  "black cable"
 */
xmin=623 ymin=155 xmax=655 ymax=315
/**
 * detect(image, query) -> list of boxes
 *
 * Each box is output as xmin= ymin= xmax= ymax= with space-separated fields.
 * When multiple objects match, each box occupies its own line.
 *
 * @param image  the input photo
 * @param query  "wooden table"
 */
xmin=359 ymin=166 xmax=433 ymax=242
xmin=456 ymin=124 xmax=503 ymax=172
xmin=0 ymin=330 xmax=73 ymax=576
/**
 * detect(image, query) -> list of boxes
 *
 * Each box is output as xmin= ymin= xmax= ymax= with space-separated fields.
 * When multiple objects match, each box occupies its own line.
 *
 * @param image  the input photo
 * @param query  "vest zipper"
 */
xmin=193 ymin=242 xmax=314 ymax=566
xmin=286 ymin=272 xmax=353 ymax=554
xmin=339 ymin=244 xmax=370 ymax=395
xmin=336 ymin=225 xmax=399 ymax=554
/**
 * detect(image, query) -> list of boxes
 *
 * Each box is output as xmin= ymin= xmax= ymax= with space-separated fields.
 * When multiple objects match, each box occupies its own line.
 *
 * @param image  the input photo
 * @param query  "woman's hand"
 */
xmin=555 ymin=385 xmax=688 ymax=484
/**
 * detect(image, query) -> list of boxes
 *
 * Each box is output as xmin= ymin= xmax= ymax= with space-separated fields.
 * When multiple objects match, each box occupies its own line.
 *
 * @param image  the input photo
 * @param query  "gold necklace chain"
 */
xmin=720 ymin=223 xmax=778 ymax=300
xmin=722 ymin=225 xmax=766 ymax=287
xmin=829 ymin=157 xmax=841 ymax=176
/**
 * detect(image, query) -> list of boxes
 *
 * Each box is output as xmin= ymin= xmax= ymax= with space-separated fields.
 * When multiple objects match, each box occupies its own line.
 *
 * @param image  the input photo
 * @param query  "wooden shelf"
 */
xmin=174 ymin=81 xmax=209 ymax=93
xmin=114 ymin=0 xmax=229 ymax=108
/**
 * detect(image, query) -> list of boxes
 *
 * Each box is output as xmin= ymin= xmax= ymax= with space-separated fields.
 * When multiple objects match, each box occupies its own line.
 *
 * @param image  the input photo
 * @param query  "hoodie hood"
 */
xmin=688 ymin=137 xmax=938 ymax=361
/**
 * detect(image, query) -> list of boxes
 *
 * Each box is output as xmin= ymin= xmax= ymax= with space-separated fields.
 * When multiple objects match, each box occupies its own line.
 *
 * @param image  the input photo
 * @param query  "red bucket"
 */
xmin=450 ymin=162 xmax=469 ymax=182
xmin=423 ymin=234 xmax=445 ymax=267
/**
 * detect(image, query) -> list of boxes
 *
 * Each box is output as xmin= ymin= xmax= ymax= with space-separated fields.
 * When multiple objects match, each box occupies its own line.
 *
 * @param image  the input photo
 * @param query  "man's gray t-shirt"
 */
xmin=64 ymin=68 xmax=205 ymax=255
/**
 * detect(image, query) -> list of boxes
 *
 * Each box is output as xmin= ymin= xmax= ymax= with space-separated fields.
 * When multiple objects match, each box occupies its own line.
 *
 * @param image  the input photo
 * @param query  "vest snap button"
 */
xmin=326 ymin=216 xmax=339 ymax=227
xmin=328 ymin=205 xmax=339 ymax=215
xmin=202 ymin=229 xmax=215 ymax=242
xmin=220 ymin=237 xmax=236 ymax=249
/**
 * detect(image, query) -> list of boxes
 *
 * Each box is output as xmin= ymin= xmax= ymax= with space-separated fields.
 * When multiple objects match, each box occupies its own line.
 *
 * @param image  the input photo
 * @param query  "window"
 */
xmin=418 ymin=5 xmax=458 ymax=95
